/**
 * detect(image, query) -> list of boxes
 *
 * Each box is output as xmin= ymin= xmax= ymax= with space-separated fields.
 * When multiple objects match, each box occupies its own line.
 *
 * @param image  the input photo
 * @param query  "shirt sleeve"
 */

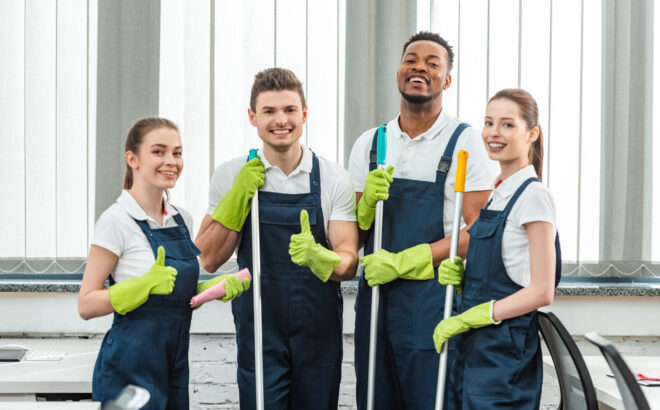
xmin=328 ymin=165 xmax=358 ymax=222
xmin=91 ymin=207 xmax=125 ymax=257
xmin=460 ymin=127 xmax=499 ymax=192
xmin=512 ymin=184 xmax=557 ymax=229
xmin=347 ymin=129 xmax=376 ymax=193
xmin=207 ymin=160 xmax=240 ymax=215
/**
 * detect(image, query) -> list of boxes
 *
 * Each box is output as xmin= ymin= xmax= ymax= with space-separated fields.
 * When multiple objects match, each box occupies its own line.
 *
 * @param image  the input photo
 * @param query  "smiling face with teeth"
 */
xmin=126 ymin=126 xmax=183 ymax=192
xmin=397 ymin=40 xmax=452 ymax=106
xmin=248 ymin=89 xmax=308 ymax=154
xmin=482 ymin=98 xmax=539 ymax=179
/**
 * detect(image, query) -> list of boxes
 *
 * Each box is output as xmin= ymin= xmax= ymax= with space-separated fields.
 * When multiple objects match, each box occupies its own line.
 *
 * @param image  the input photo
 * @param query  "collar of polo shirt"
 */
xmin=392 ymin=109 xmax=451 ymax=141
xmin=116 ymin=189 xmax=179 ymax=225
xmin=492 ymin=165 xmax=538 ymax=200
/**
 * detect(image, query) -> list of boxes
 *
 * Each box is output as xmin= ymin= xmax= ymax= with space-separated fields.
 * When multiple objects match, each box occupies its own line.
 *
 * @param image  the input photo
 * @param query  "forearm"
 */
xmin=78 ymin=289 xmax=114 ymax=320
xmin=430 ymin=226 xmax=470 ymax=267
xmin=492 ymin=282 xmax=555 ymax=322
xmin=195 ymin=215 xmax=240 ymax=272
xmin=329 ymin=249 xmax=359 ymax=281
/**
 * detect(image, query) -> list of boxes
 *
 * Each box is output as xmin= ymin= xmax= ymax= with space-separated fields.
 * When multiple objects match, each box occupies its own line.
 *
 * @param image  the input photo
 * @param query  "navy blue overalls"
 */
xmin=354 ymin=123 xmax=469 ymax=410
xmin=232 ymin=153 xmax=343 ymax=409
xmin=460 ymin=177 xmax=561 ymax=409
xmin=92 ymin=211 xmax=200 ymax=410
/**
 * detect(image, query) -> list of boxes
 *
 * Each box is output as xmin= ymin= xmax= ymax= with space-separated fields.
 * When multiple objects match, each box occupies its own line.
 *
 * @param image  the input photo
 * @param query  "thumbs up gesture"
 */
xmin=146 ymin=246 xmax=178 ymax=295
xmin=289 ymin=210 xmax=341 ymax=282
xmin=108 ymin=246 xmax=178 ymax=315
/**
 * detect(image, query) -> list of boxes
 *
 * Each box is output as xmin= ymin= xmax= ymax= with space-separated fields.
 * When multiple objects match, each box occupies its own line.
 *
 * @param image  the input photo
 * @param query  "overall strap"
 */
xmin=133 ymin=218 xmax=157 ymax=259
xmin=171 ymin=208 xmax=191 ymax=236
xmin=435 ymin=122 xmax=469 ymax=185
xmin=368 ymin=125 xmax=387 ymax=172
xmin=309 ymin=153 xmax=321 ymax=194
xmin=500 ymin=177 xmax=540 ymax=218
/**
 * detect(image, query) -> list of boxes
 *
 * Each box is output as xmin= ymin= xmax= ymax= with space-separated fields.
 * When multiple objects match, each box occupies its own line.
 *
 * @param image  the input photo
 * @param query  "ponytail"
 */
xmin=529 ymin=126 xmax=544 ymax=180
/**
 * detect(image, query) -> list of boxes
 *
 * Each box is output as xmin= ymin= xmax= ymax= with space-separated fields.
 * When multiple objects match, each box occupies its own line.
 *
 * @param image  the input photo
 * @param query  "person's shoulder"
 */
xmin=96 ymin=202 xmax=131 ymax=226
xmin=210 ymin=155 xmax=246 ymax=181
xmin=316 ymin=153 xmax=352 ymax=179
xmin=354 ymin=125 xmax=381 ymax=147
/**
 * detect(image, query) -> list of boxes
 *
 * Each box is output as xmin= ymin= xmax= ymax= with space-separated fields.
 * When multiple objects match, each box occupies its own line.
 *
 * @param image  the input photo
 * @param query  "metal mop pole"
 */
xmin=249 ymin=149 xmax=265 ymax=410
xmin=367 ymin=125 xmax=387 ymax=410
xmin=434 ymin=149 xmax=468 ymax=410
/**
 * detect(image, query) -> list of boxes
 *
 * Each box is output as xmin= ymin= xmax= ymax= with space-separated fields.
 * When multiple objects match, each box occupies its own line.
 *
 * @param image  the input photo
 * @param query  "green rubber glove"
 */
xmin=438 ymin=256 xmax=465 ymax=294
xmin=360 ymin=243 xmax=434 ymax=286
xmin=211 ymin=157 xmax=265 ymax=231
xmin=289 ymin=210 xmax=341 ymax=282
xmin=108 ymin=246 xmax=177 ymax=315
xmin=196 ymin=274 xmax=251 ymax=303
xmin=357 ymin=166 xmax=394 ymax=230
xmin=433 ymin=300 xmax=500 ymax=353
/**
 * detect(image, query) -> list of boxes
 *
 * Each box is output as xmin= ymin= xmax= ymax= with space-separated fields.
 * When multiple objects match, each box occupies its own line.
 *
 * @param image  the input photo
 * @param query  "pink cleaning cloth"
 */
xmin=637 ymin=373 xmax=660 ymax=381
xmin=190 ymin=268 xmax=251 ymax=308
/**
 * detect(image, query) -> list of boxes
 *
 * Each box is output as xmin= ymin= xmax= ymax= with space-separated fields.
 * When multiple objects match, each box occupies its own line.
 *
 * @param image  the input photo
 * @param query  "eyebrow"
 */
xmin=151 ymin=143 xmax=183 ymax=149
xmin=484 ymin=116 xmax=516 ymax=121
xmin=403 ymin=52 xmax=441 ymax=59
xmin=260 ymin=105 xmax=299 ymax=111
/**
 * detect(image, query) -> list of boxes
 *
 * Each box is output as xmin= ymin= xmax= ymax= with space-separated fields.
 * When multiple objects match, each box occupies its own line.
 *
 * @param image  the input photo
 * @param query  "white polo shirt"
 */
xmin=486 ymin=165 xmax=557 ymax=287
xmin=91 ymin=190 xmax=195 ymax=283
xmin=348 ymin=110 xmax=498 ymax=236
xmin=207 ymin=145 xmax=357 ymax=243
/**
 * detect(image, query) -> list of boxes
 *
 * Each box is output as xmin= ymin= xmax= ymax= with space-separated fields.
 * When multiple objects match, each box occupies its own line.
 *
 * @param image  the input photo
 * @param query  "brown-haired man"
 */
xmin=348 ymin=31 xmax=497 ymax=409
xmin=196 ymin=67 xmax=358 ymax=409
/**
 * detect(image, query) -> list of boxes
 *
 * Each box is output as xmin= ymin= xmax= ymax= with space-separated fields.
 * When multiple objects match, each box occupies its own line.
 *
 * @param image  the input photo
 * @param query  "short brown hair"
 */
xmin=249 ymin=68 xmax=306 ymax=111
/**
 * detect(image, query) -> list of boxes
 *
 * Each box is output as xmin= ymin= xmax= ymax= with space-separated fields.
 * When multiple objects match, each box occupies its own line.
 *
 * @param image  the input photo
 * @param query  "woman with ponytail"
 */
xmin=78 ymin=118 xmax=249 ymax=409
xmin=433 ymin=89 xmax=561 ymax=408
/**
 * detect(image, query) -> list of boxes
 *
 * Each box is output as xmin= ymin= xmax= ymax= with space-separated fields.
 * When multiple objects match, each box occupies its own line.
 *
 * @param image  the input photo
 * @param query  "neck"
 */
xmin=129 ymin=182 xmax=165 ymax=225
xmin=262 ymin=143 xmax=304 ymax=176
xmin=399 ymin=97 xmax=443 ymax=139
xmin=499 ymin=160 xmax=530 ymax=182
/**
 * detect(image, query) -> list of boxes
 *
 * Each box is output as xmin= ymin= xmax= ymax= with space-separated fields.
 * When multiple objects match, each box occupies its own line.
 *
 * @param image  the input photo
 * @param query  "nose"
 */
xmin=274 ymin=109 xmax=288 ymax=125
xmin=412 ymin=60 xmax=427 ymax=72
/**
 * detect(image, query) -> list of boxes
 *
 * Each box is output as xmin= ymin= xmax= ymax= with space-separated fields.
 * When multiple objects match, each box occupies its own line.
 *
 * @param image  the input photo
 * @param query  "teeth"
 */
xmin=410 ymin=76 xmax=426 ymax=84
xmin=160 ymin=171 xmax=176 ymax=175
xmin=272 ymin=129 xmax=290 ymax=135
xmin=489 ymin=143 xmax=505 ymax=148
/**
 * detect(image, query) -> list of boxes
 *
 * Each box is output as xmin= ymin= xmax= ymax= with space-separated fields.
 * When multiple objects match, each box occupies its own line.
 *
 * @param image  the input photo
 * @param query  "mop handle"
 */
xmin=367 ymin=125 xmax=387 ymax=410
xmin=435 ymin=150 xmax=468 ymax=410
xmin=249 ymin=149 xmax=265 ymax=410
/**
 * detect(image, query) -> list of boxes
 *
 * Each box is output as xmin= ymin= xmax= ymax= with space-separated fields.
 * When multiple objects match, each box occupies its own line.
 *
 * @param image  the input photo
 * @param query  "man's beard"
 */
xmin=399 ymin=88 xmax=441 ymax=105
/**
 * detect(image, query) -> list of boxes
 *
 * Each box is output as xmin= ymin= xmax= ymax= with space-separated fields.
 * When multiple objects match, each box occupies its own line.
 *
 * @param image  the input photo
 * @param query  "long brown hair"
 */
xmin=123 ymin=117 xmax=180 ymax=190
xmin=488 ymin=88 xmax=544 ymax=179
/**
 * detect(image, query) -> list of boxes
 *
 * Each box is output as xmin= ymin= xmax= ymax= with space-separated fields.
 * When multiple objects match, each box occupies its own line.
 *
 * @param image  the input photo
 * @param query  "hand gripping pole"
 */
xmin=367 ymin=125 xmax=387 ymax=410
xmin=248 ymin=149 xmax=265 ymax=410
xmin=434 ymin=150 xmax=468 ymax=410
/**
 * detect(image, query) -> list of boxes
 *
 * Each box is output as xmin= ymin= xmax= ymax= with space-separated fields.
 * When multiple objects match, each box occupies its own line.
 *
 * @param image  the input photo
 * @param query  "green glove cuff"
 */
xmin=211 ymin=190 xmax=252 ymax=232
xmin=356 ymin=197 xmax=376 ymax=231
xmin=307 ymin=244 xmax=341 ymax=282
xmin=397 ymin=243 xmax=434 ymax=280
xmin=108 ymin=277 xmax=150 ymax=315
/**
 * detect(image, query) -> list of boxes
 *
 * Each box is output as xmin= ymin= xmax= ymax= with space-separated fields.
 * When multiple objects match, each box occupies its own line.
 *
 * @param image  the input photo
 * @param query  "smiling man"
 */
xmin=195 ymin=68 xmax=358 ymax=409
xmin=348 ymin=32 xmax=497 ymax=409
